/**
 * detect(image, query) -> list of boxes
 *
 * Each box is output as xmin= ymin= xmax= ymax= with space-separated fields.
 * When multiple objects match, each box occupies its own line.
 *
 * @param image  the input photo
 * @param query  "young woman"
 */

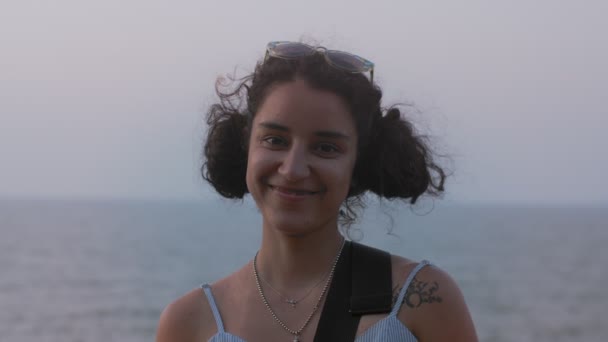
xmin=157 ymin=41 xmax=477 ymax=342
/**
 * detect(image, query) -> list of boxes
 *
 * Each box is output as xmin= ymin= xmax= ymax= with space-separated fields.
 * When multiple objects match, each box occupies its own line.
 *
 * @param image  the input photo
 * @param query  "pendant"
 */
xmin=286 ymin=299 xmax=297 ymax=308
xmin=293 ymin=334 xmax=300 ymax=342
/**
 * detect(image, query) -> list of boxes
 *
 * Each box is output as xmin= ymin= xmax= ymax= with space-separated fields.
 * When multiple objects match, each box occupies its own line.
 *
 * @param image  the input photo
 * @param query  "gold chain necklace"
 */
xmin=258 ymin=265 xmax=329 ymax=308
xmin=252 ymin=239 xmax=345 ymax=342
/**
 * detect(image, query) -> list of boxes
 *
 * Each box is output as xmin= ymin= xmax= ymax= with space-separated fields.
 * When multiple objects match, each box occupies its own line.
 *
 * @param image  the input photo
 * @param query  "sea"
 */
xmin=0 ymin=198 xmax=606 ymax=342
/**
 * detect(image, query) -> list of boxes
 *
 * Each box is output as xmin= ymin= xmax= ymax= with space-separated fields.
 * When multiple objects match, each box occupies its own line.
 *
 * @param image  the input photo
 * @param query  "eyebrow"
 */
xmin=259 ymin=121 xmax=351 ymax=140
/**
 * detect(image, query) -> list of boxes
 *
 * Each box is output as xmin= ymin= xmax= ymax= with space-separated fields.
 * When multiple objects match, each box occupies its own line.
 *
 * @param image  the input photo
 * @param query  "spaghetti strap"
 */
xmin=201 ymin=284 xmax=226 ymax=333
xmin=390 ymin=260 xmax=432 ymax=316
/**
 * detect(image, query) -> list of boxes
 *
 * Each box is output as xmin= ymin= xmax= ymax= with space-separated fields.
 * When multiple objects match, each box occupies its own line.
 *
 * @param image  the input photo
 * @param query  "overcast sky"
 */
xmin=1 ymin=0 xmax=606 ymax=205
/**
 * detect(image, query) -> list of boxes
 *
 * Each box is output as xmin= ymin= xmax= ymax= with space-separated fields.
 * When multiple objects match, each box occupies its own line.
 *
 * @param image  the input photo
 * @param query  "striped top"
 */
xmin=202 ymin=260 xmax=431 ymax=342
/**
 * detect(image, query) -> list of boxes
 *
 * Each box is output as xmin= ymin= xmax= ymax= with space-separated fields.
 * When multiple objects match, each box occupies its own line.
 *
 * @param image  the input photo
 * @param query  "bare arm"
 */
xmin=395 ymin=265 xmax=478 ymax=342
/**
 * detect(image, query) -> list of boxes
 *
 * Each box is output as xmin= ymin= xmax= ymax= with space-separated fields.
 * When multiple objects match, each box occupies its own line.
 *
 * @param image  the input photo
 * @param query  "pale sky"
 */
xmin=1 ymin=0 xmax=606 ymax=205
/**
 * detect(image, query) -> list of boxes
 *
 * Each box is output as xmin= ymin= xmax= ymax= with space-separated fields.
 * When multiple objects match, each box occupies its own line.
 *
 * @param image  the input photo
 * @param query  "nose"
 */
xmin=278 ymin=143 xmax=310 ymax=181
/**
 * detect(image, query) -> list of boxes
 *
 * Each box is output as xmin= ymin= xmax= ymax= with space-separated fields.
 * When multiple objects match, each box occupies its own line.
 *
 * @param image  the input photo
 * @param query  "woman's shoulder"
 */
xmin=156 ymin=287 xmax=216 ymax=342
xmin=155 ymin=267 xmax=250 ymax=342
xmin=390 ymin=255 xmax=478 ymax=341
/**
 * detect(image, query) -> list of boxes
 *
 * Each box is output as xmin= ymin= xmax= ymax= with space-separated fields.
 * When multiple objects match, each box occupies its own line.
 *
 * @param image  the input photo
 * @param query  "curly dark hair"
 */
xmin=202 ymin=52 xmax=446 ymax=226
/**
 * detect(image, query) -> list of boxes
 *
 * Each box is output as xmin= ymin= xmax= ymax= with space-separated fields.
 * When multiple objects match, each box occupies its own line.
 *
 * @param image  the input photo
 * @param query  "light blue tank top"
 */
xmin=202 ymin=260 xmax=431 ymax=342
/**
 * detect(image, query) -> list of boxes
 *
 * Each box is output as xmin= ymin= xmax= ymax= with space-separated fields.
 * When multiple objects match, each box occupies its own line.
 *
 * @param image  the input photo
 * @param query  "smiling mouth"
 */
xmin=269 ymin=185 xmax=319 ymax=196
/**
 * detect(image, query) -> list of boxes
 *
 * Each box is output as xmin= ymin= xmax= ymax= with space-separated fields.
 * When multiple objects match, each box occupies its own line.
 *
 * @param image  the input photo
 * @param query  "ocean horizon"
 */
xmin=1 ymin=198 xmax=606 ymax=342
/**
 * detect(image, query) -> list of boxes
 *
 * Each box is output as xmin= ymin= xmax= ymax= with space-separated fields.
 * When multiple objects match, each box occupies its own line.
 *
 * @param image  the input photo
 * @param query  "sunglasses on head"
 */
xmin=265 ymin=41 xmax=375 ymax=83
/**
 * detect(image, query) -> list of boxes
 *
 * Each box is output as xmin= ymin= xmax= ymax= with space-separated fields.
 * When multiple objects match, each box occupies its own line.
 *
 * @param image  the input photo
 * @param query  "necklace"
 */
xmin=253 ymin=239 xmax=345 ymax=342
xmin=259 ymin=265 xmax=329 ymax=308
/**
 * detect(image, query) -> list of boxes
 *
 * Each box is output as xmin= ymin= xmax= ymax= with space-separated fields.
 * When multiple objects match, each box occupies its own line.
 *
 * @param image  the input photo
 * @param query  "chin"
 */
xmin=265 ymin=212 xmax=333 ymax=237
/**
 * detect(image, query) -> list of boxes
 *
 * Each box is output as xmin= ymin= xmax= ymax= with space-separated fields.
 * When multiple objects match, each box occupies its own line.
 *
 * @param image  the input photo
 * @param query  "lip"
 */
xmin=269 ymin=185 xmax=320 ymax=201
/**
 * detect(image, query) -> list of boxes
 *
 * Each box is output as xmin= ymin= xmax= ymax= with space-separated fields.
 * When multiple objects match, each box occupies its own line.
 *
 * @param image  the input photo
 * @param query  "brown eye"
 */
xmin=262 ymin=136 xmax=288 ymax=147
xmin=315 ymin=143 xmax=339 ymax=155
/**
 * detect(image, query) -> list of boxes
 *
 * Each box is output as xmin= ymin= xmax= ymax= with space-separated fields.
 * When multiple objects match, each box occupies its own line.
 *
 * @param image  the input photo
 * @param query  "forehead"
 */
xmin=254 ymin=79 xmax=356 ymax=136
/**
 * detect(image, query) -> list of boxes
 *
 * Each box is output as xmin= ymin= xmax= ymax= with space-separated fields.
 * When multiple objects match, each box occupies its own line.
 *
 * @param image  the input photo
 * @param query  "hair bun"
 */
xmin=383 ymin=107 xmax=401 ymax=121
xmin=355 ymin=107 xmax=437 ymax=202
xmin=202 ymin=108 xmax=249 ymax=198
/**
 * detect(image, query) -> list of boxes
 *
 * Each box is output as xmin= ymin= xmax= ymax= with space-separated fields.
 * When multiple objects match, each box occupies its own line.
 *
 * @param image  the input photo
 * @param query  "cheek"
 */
xmin=245 ymin=147 xmax=275 ymax=188
xmin=245 ymin=153 xmax=259 ymax=189
xmin=341 ymin=160 xmax=357 ymax=195
xmin=245 ymin=147 xmax=258 ymax=192
xmin=326 ymin=161 xmax=355 ymax=195
xmin=245 ymin=164 xmax=254 ymax=193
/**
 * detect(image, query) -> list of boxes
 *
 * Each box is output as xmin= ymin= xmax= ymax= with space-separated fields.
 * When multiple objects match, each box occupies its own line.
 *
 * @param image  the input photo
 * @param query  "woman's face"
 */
xmin=246 ymin=78 xmax=358 ymax=236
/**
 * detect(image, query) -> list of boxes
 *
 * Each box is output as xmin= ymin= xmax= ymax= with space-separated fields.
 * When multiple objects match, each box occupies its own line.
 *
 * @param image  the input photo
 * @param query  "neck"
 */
xmin=256 ymin=220 xmax=344 ymax=291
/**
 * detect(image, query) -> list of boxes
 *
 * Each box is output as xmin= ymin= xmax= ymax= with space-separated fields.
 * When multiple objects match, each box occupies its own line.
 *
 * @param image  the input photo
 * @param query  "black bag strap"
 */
xmin=350 ymin=242 xmax=393 ymax=314
xmin=313 ymin=241 xmax=356 ymax=342
xmin=313 ymin=241 xmax=392 ymax=342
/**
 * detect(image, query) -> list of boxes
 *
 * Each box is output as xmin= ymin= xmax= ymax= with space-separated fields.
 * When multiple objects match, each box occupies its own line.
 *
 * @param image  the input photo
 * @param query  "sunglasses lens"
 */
xmin=326 ymin=51 xmax=371 ymax=72
xmin=271 ymin=42 xmax=314 ymax=58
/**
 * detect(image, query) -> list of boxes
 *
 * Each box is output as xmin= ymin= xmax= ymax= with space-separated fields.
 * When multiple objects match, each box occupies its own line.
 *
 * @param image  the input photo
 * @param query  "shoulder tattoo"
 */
xmin=393 ymin=276 xmax=443 ymax=309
